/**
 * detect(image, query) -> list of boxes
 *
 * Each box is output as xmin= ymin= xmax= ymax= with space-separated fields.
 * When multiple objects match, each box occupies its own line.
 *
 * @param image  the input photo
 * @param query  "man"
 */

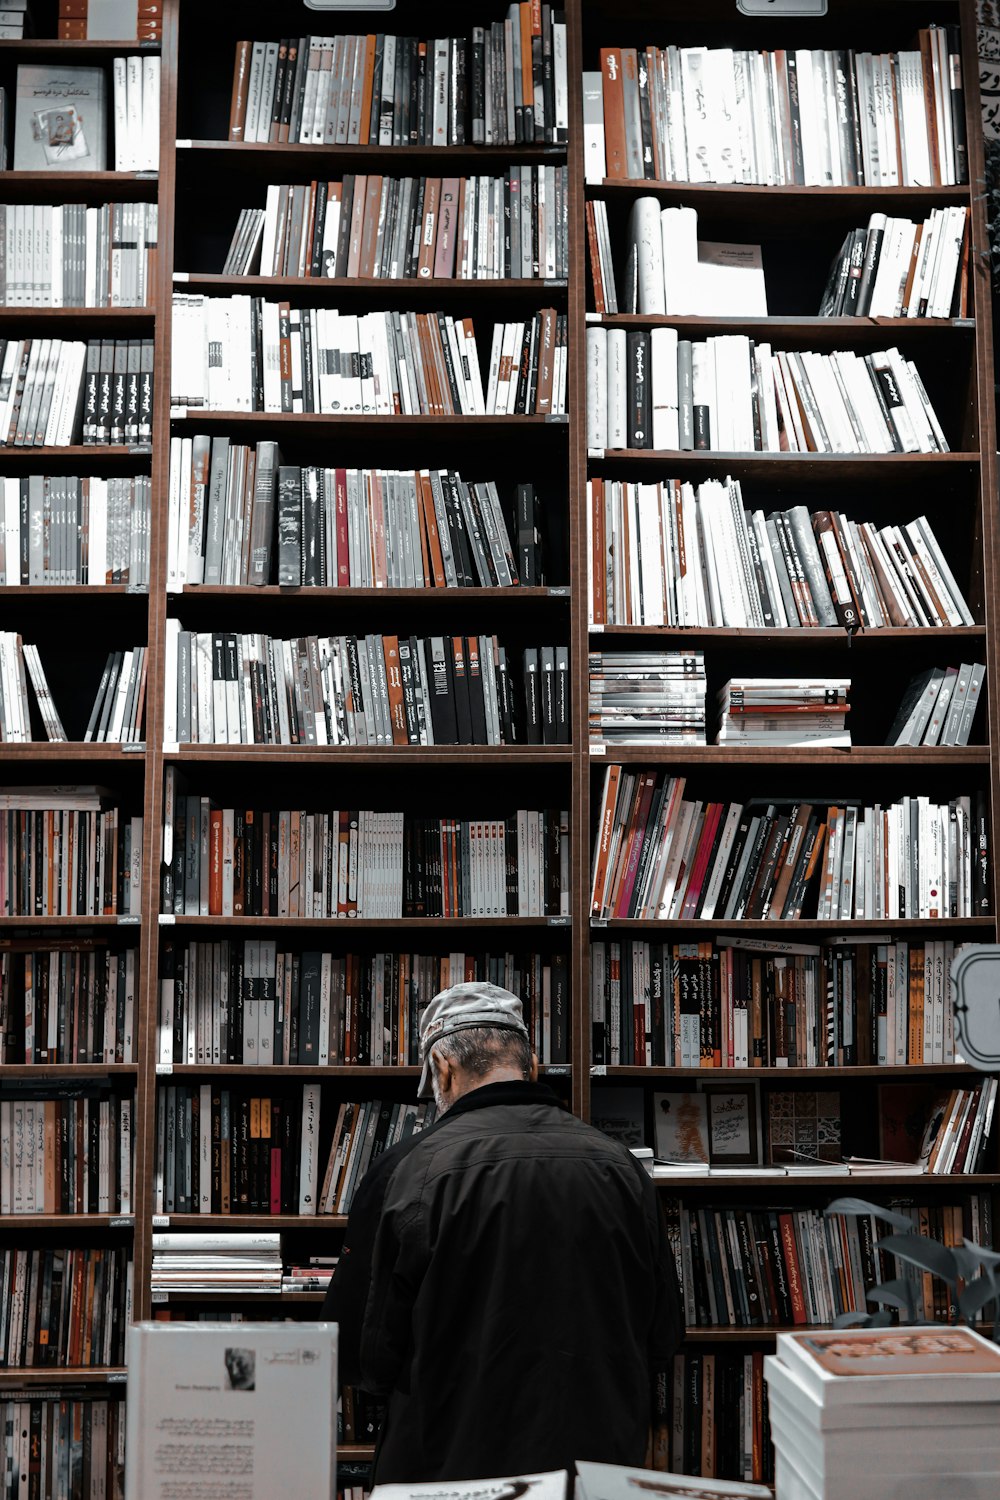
xmin=322 ymin=981 xmax=682 ymax=1481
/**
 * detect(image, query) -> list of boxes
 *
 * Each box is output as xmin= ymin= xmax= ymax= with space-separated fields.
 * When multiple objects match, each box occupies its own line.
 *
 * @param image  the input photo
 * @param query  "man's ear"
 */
xmin=431 ymin=1047 xmax=454 ymax=1095
xmin=529 ymin=1052 xmax=539 ymax=1083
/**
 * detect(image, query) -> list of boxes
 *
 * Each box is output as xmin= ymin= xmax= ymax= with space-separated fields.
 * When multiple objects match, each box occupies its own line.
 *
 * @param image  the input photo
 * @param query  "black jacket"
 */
xmin=322 ymin=1081 xmax=681 ymax=1482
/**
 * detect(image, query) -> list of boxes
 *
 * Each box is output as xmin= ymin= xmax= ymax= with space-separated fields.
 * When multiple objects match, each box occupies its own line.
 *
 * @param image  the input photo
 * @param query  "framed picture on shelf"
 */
xmin=700 ymin=1082 xmax=762 ymax=1167
xmin=652 ymin=1092 xmax=710 ymax=1165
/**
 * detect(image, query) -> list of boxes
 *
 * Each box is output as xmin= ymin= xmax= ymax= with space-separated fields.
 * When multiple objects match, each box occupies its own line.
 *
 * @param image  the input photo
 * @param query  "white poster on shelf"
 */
xmin=125 ymin=1321 xmax=337 ymax=1500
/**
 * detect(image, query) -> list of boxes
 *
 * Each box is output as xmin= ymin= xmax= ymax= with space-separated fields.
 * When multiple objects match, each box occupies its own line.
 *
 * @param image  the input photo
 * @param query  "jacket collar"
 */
xmin=440 ymin=1079 xmax=562 ymax=1122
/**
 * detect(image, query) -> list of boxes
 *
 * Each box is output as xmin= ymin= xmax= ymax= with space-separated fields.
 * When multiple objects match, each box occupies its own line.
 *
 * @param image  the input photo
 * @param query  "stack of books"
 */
xmin=0 ymin=203 xmax=158 ymax=307
xmin=0 ymin=1 xmax=27 ymax=39
xmin=589 ymin=650 xmax=706 ymax=746
xmin=765 ymin=1327 xmax=1000 ymax=1500
xmin=716 ymin=679 xmax=851 ymax=748
xmin=282 ymin=1259 xmax=336 ymax=1296
xmin=574 ymin=1462 xmax=771 ymax=1500
xmin=59 ymin=2 xmax=162 ymax=42
xmin=151 ymin=1232 xmax=283 ymax=1295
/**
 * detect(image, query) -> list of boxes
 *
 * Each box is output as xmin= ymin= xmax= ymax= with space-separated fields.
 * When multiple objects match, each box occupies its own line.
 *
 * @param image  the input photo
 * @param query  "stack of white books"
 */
xmin=765 ymin=1325 xmax=1000 ymax=1500
xmin=151 ymin=1231 xmax=283 ymax=1295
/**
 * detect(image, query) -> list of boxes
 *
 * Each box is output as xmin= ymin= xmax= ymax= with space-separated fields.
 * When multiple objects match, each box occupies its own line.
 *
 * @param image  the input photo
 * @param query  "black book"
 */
xmin=83 ymin=340 xmax=100 ymax=444
xmin=428 ymin=636 xmax=458 ymax=743
xmin=522 ymin=647 xmax=542 ymax=745
xmin=298 ymin=953 xmax=322 ymax=1065
xmin=854 ymin=214 xmax=886 ymax=317
xmin=450 ymin=636 xmax=474 ymax=743
xmin=818 ymin=230 xmax=854 ymax=317
xmin=276 ymin=466 xmax=302 ymax=586
xmin=841 ymin=227 xmax=867 ymax=314
xmin=539 ymin=645 xmax=556 ymax=744
xmin=554 ymin=645 xmax=569 ymax=743
xmin=465 ymin=636 xmax=489 ymax=744
xmin=110 ymin=340 xmax=127 ymax=444
xmin=975 ymin=787 xmax=990 ymax=914
xmin=626 ymin=329 xmax=650 ymax=448
xmin=946 ymin=25 xmax=968 ymax=184
xmin=95 ymin=339 xmax=114 ymax=445
xmin=496 ymin=646 xmax=515 ymax=742
xmin=731 ymin=807 xmax=777 ymax=920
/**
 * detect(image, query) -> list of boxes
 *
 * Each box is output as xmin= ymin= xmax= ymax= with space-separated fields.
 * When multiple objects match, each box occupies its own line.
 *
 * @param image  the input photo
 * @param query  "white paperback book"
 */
xmin=125 ymin=1321 xmax=338 ymax=1500
xmin=576 ymin=1462 xmax=770 ymax=1500
xmin=372 ymin=1474 xmax=569 ymax=1500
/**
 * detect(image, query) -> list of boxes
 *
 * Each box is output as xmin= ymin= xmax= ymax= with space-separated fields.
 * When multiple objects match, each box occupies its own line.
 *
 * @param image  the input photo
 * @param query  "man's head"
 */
xmin=417 ymin=981 xmax=537 ymax=1114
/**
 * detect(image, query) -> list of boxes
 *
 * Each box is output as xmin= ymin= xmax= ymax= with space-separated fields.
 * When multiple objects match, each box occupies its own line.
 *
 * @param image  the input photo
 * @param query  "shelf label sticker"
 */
xmin=125 ymin=584 xmax=148 ymax=596
xmin=117 ymin=914 xmax=140 ymax=926
xmin=106 ymin=1372 xmax=127 ymax=1384
xmin=165 ymin=583 xmax=184 ymax=595
xmin=152 ymin=1215 xmax=169 ymax=1227
xmin=173 ymin=272 xmax=190 ymax=283
xmin=170 ymin=407 xmax=188 ymax=420
xmin=135 ymin=171 xmax=158 ymax=180
xmin=591 ymin=918 xmax=608 ymax=928
xmin=121 ymin=742 xmax=147 ymax=753
xmin=547 ymin=585 xmax=570 ymax=597
xmin=547 ymin=915 xmax=571 ymax=927
xmin=155 ymin=1063 xmax=173 ymax=1076
xmin=128 ymin=444 xmax=152 ymax=454
xmin=544 ymin=279 xmax=567 ymax=288
xmin=589 ymin=743 xmax=607 ymax=755
xmin=158 ymin=914 xmax=177 ymax=926
xmin=162 ymin=742 xmax=180 ymax=755
xmin=175 ymin=139 xmax=192 ymax=149
xmin=108 ymin=1216 xmax=134 ymax=1228
xmin=585 ymin=311 xmax=601 ymax=323
xmin=587 ymin=448 xmax=605 ymax=459
xmin=546 ymin=1065 xmax=571 ymax=1076
xmin=591 ymin=1065 xmax=608 ymax=1077
xmin=545 ymin=413 xmax=569 ymax=423
xmin=590 ymin=623 xmax=605 ymax=633
xmin=151 ymin=1292 xmax=169 ymax=1303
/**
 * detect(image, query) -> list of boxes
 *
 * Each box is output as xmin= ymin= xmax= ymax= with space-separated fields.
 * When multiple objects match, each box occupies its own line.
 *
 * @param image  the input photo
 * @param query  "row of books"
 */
xmin=0 ymin=202 xmax=158 ymax=309
xmin=1 ymin=946 xmax=138 ymax=1066
xmin=151 ymin=1233 xmax=282 ymax=1295
xmin=820 ymin=209 xmax=970 ymax=320
xmin=667 ymin=1351 xmax=772 ymax=1485
xmin=11 ymin=60 xmax=159 ymax=173
xmin=922 ymin=1079 xmax=999 ymax=1175
xmin=486 ymin=311 xmax=567 ymax=415
xmin=589 ymin=650 xmax=706 ymax=747
xmin=0 ymin=475 xmax=151 ymax=588
xmin=154 ymin=1084 xmax=323 ymax=1216
xmin=1 ymin=797 xmax=143 ymax=918
xmin=587 ymin=481 xmax=972 ymax=632
xmin=590 ymin=769 xmax=987 ymax=922
xmin=587 ymin=31 xmax=967 ymax=186
xmin=0 ymin=634 xmax=62 ymax=743
xmin=0 ymin=0 xmax=25 ymax=40
xmin=320 ymin=1096 xmax=437 ymax=1215
xmin=590 ymin=937 xmax=962 ymax=1070
xmin=59 ymin=0 xmax=162 ymax=42
xmin=164 ymin=628 xmax=567 ymax=749
xmin=85 ymin=646 xmax=147 ymax=744
xmin=585 ymin=329 xmax=949 ymax=454
xmin=229 ymin=16 xmax=570 ymax=148
xmin=0 ymin=337 xmax=154 ymax=449
xmin=0 ymin=1397 xmax=124 ymax=1500
xmin=225 ymin=168 xmax=569 ymax=283
xmin=159 ymin=943 xmax=570 ymax=1069
xmin=1 ymin=1089 xmax=133 ymax=1215
xmin=166 ymin=444 xmax=539 ymax=590
xmin=1 ymin=1246 xmax=133 ymax=1368
xmin=889 ymin=663 xmax=986 ymax=749
xmin=593 ymin=201 xmax=767 ymax=319
xmin=667 ymin=1199 xmax=988 ymax=1331
xmin=173 ymin=296 xmax=507 ymax=416
xmin=716 ymin=679 xmax=850 ymax=750
xmin=162 ymin=790 xmax=570 ymax=920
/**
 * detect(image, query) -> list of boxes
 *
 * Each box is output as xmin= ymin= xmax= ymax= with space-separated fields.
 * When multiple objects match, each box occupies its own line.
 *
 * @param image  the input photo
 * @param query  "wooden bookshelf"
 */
xmin=0 ymin=0 xmax=996 ymax=1487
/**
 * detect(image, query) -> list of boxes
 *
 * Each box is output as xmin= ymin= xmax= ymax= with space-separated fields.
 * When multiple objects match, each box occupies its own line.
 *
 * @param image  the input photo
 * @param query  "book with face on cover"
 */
xmin=14 ymin=65 xmax=106 ymax=170
xmin=775 ymin=1325 xmax=1000 ymax=1406
xmin=372 ymin=1475 xmax=570 ymax=1500
xmin=575 ymin=1462 xmax=771 ymax=1500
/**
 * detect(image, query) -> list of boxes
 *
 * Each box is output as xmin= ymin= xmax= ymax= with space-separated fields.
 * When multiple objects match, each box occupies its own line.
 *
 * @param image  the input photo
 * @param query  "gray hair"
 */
xmin=431 ymin=1024 xmax=532 ymax=1081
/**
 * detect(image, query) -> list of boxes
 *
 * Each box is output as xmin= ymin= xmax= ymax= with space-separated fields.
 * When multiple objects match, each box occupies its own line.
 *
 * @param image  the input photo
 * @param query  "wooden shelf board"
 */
xmin=3 ymin=1215 xmax=134 ymax=1228
xmin=594 ymin=917 xmax=995 ymax=933
xmin=0 ymin=917 xmax=135 ymax=934
xmin=0 ymin=1063 xmax=137 ymax=1077
xmin=589 ymin=747 xmax=990 ymax=766
xmin=590 ymin=452 xmax=979 ymax=479
xmin=339 ymin=1446 xmax=376 ymax=1460
xmin=0 ymin=306 xmax=154 ymax=321
xmin=161 ymin=1214 xmax=348 ymax=1229
xmin=0 ymin=743 xmax=147 ymax=761
xmin=600 ymin=1064 xmax=985 ymax=1080
xmin=653 ymin=1172 xmax=1000 ymax=1189
xmin=177 ymin=273 xmax=567 ymax=297
xmin=180 ymin=140 xmax=565 ymax=166
xmin=169 ymin=411 xmax=568 ymax=432
xmin=592 ymin=181 xmax=972 ymax=210
xmin=163 ymin=915 xmax=570 ymax=929
xmin=0 ymin=39 xmax=160 ymax=52
xmin=179 ymin=586 xmax=564 ymax=601
xmin=159 ymin=1063 xmax=568 ymax=1078
xmin=153 ymin=1288 xmax=326 ymax=1302
xmin=0 ymin=445 xmax=150 ymax=460
xmin=595 ymin=314 xmax=975 ymax=339
xmin=0 ymin=1368 xmax=128 ymax=1387
xmin=591 ymin=625 xmax=987 ymax=642
xmin=165 ymin=745 xmax=572 ymax=764
xmin=0 ymin=585 xmax=140 ymax=597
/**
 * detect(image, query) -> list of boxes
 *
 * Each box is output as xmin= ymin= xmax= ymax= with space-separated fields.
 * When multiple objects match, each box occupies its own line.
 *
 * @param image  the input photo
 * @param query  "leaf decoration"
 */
xmin=958 ymin=1275 xmax=1000 ymax=1324
xmin=834 ymin=1310 xmax=876 ymax=1329
xmin=950 ymin=1245 xmax=990 ymax=1282
xmin=876 ymin=1233 xmax=959 ymax=1285
xmin=962 ymin=1239 xmax=1000 ymax=1269
xmin=865 ymin=1278 xmax=917 ymax=1320
xmin=825 ymin=1197 xmax=915 ymax=1232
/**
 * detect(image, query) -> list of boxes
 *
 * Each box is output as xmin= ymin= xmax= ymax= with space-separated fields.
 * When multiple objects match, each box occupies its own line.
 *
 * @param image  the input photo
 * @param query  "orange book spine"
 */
xmin=229 ymin=41 xmax=252 ymax=142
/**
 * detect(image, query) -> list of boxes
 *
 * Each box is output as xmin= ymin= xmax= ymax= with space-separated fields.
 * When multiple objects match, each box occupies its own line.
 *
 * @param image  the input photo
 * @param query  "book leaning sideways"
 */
xmin=14 ymin=64 xmax=106 ymax=170
xmin=575 ymin=1460 xmax=771 ymax=1500
xmin=372 ymin=1475 xmax=570 ymax=1500
xmin=125 ymin=1321 xmax=338 ymax=1500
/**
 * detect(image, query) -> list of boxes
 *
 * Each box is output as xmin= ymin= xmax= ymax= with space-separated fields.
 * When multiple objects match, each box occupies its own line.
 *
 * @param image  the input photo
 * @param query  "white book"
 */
xmin=627 ymin=196 xmax=665 ymax=316
xmin=141 ymin=55 xmax=159 ymax=171
xmin=697 ymin=240 xmax=767 ymax=316
xmin=649 ymin=326 xmax=677 ymax=449
xmin=606 ymin=328 xmax=628 ymax=448
xmin=124 ymin=55 xmax=142 ymax=172
xmin=112 ymin=56 xmax=129 ymax=169
xmin=660 ymin=205 xmax=698 ymax=315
